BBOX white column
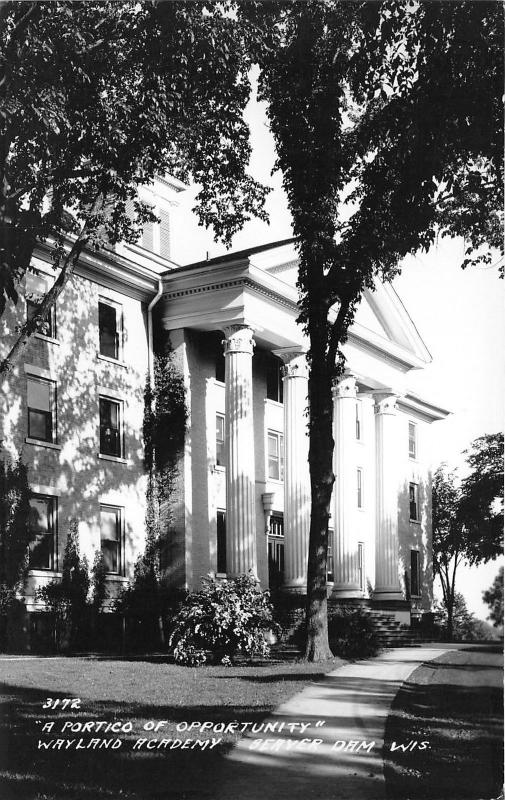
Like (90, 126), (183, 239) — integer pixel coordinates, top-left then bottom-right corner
(274, 347), (310, 592)
(223, 325), (257, 576)
(332, 374), (362, 597)
(373, 392), (403, 599)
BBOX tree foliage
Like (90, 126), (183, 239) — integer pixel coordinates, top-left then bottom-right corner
(0, 458), (31, 612)
(0, 0), (269, 369)
(433, 433), (503, 640)
(241, 0), (503, 659)
(483, 567), (504, 629)
(459, 433), (504, 564)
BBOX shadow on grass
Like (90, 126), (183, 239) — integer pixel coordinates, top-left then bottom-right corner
(384, 657), (503, 800)
(0, 681), (278, 800)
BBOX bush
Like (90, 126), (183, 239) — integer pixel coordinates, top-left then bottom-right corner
(328, 605), (380, 659)
(169, 573), (280, 666)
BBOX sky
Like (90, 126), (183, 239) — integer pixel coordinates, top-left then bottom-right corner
(173, 75), (504, 621)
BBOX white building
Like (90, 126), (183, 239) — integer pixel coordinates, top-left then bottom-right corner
(0, 178), (448, 648)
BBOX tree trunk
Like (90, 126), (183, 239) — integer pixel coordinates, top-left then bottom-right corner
(304, 327), (335, 661)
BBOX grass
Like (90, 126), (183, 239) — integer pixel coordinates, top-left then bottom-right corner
(0, 653), (341, 800)
(383, 646), (504, 800)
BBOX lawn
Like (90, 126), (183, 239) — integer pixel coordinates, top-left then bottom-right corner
(383, 646), (504, 800)
(0, 654), (341, 800)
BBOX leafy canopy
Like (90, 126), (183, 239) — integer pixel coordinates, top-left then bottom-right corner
(0, 0), (269, 315)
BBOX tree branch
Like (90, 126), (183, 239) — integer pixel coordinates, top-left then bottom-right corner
(326, 298), (351, 373)
(0, 193), (105, 374)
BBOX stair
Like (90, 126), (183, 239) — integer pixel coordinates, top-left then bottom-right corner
(362, 609), (426, 648)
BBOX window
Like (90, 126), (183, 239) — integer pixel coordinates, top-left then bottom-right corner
(27, 298), (56, 339)
(268, 514), (284, 589)
(217, 510), (226, 574)
(408, 421), (417, 460)
(98, 300), (121, 360)
(267, 431), (284, 481)
(266, 356), (283, 403)
(355, 401), (362, 440)
(357, 468), (363, 508)
(215, 352), (225, 383)
(99, 397), (122, 457)
(216, 414), (225, 467)
(28, 496), (56, 570)
(27, 376), (56, 443)
(409, 482), (419, 521)
(358, 542), (364, 592)
(410, 550), (420, 596)
(100, 505), (122, 574)
(327, 529), (334, 582)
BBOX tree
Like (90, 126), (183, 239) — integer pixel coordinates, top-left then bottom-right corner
(242, 1), (503, 659)
(432, 466), (462, 641)
(0, 0), (268, 370)
(433, 434), (503, 639)
(483, 568), (504, 629)
(0, 459), (31, 620)
(459, 433), (504, 563)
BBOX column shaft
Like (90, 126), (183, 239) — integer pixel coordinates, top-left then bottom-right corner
(374, 393), (403, 599)
(332, 375), (362, 597)
(223, 325), (257, 576)
(274, 349), (310, 592)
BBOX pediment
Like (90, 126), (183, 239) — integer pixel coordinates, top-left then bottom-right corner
(257, 243), (431, 365)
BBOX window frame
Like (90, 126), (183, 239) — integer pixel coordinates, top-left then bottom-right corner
(409, 481), (420, 522)
(98, 297), (123, 362)
(410, 549), (421, 597)
(266, 356), (284, 404)
(27, 375), (57, 444)
(216, 509), (227, 575)
(267, 430), (285, 482)
(99, 395), (123, 458)
(357, 467), (363, 509)
(355, 400), (362, 441)
(408, 421), (417, 460)
(26, 297), (57, 340)
(215, 413), (226, 467)
(327, 527), (334, 583)
(358, 542), (365, 592)
(99, 504), (123, 575)
(28, 494), (57, 571)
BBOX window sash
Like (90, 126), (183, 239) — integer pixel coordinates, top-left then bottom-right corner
(217, 511), (227, 574)
(29, 496), (55, 570)
(408, 422), (417, 459)
(216, 414), (225, 466)
(357, 468), (363, 508)
(98, 301), (120, 359)
(267, 432), (284, 481)
(99, 397), (121, 457)
(355, 401), (362, 440)
(409, 483), (419, 521)
(27, 377), (55, 442)
(411, 550), (420, 596)
(100, 506), (122, 574)
(266, 357), (283, 403)
(27, 298), (56, 338)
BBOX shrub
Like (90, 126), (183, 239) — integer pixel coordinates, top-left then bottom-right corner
(37, 521), (90, 652)
(169, 573), (280, 666)
(328, 605), (380, 659)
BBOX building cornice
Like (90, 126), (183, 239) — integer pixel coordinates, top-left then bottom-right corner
(397, 392), (450, 423)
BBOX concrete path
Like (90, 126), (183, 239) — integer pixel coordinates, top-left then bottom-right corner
(218, 646), (448, 800)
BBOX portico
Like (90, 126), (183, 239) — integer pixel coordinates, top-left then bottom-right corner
(158, 239), (448, 621)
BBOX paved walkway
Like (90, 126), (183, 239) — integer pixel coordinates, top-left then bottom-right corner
(218, 646), (448, 800)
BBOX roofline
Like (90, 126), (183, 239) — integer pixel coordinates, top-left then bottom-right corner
(168, 237), (297, 275)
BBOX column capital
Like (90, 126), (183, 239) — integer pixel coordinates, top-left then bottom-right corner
(373, 391), (398, 415)
(273, 347), (308, 379)
(332, 373), (357, 399)
(222, 324), (255, 356)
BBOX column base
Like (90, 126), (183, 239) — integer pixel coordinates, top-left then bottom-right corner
(282, 581), (307, 594)
(331, 586), (364, 600)
(372, 588), (405, 602)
